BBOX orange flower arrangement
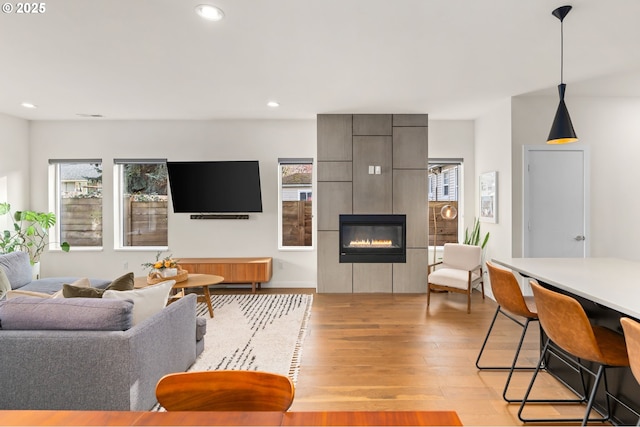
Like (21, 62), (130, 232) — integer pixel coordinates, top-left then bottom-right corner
(142, 252), (179, 273)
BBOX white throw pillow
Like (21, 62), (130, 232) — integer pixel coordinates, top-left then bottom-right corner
(0, 267), (11, 300)
(102, 279), (174, 325)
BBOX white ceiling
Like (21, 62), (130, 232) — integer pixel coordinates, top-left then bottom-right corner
(2, 0), (640, 121)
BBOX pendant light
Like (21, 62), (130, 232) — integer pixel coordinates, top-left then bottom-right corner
(547, 5), (578, 144)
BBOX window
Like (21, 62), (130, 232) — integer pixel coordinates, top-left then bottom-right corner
(49, 159), (103, 249)
(114, 159), (168, 249)
(443, 171), (450, 196)
(278, 158), (313, 249)
(427, 160), (462, 247)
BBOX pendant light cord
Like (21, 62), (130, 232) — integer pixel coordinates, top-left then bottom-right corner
(560, 19), (564, 84)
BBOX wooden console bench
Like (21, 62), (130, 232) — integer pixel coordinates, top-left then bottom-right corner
(177, 257), (273, 293)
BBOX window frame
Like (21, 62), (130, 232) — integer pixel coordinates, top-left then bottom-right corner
(278, 158), (314, 251)
(48, 159), (104, 252)
(113, 158), (169, 251)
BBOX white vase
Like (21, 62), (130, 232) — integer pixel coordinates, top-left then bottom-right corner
(162, 268), (177, 278)
(32, 261), (41, 280)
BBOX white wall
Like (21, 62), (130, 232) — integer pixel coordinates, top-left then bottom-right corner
(512, 95), (640, 261)
(28, 119), (318, 285)
(428, 120), (476, 234)
(0, 113), (30, 218)
(474, 100), (513, 298)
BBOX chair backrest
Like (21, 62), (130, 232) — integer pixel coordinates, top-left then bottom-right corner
(530, 281), (604, 363)
(156, 370), (295, 412)
(486, 261), (536, 318)
(620, 317), (640, 384)
(442, 243), (481, 271)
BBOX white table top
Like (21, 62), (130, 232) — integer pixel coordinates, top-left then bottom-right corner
(492, 257), (640, 320)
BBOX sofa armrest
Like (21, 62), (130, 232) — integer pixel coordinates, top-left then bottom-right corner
(0, 293), (198, 411)
(126, 293), (197, 410)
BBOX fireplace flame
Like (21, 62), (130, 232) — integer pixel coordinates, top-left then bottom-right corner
(348, 239), (393, 248)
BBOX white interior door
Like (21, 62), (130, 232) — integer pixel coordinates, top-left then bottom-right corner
(524, 146), (589, 258)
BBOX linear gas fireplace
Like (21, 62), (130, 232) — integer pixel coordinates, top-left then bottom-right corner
(339, 214), (406, 263)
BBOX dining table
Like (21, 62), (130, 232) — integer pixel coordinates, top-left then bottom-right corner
(0, 410), (463, 426)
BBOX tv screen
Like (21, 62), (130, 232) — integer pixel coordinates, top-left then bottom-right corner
(166, 161), (263, 213)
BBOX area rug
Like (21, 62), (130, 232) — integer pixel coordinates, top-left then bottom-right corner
(190, 293), (313, 384)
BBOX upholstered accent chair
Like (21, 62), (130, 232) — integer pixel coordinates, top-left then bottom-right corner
(427, 243), (484, 314)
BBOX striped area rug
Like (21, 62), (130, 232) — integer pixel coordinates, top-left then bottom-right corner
(190, 293), (313, 384)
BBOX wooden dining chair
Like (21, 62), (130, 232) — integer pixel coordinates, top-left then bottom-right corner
(155, 370), (295, 411)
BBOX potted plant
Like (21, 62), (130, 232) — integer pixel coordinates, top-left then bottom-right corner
(0, 203), (70, 271)
(463, 218), (490, 249)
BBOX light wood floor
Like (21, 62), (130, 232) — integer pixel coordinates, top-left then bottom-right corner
(259, 288), (590, 426)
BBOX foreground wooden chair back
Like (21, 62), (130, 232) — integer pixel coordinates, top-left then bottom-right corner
(156, 370), (295, 411)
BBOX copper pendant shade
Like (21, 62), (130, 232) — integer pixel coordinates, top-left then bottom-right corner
(547, 5), (578, 144)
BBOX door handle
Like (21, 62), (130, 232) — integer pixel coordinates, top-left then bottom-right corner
(574, 235), (586, 241)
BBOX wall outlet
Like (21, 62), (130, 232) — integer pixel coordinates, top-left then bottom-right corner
(123, 261), (128, 270)
(375, 165), (381, 175)
(368, 165), (375, 175)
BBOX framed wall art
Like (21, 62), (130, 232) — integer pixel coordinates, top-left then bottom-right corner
(479, 171), (497, 223)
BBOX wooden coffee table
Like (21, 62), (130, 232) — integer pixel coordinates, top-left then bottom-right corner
(134, 274), (224, 318)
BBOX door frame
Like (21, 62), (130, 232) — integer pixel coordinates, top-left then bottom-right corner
(522, 145), (590, 258)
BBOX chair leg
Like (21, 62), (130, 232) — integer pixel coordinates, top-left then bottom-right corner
(467, 288), (471, 314)
(518, 339), (610, 424)
(502, 318), (537, 403)
(480, 279), (485, 299)
(475, 306), (502, 369)
(426, 284), (431, 308)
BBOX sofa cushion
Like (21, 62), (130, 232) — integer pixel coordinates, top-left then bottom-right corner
(20, 277), (111, 294)
(0, 267), (11, 300)
(196, 316), (207, 341)
(102, 279), (174, 325)
(0, 297), (134, 331)
(0, 252), (32, 290)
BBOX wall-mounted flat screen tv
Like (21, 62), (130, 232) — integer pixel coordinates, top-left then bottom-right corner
(166, 161), (263, 213)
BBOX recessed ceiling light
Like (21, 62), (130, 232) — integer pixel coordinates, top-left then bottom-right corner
(267, 101), (280, 108)
(195, 4), (225, 21)
(21, 102), (37, 108)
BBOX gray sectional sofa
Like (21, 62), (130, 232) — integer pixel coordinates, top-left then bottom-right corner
(0, 251), (206, 411)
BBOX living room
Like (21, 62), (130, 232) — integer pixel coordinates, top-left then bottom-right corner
(2, 0), (640, 425)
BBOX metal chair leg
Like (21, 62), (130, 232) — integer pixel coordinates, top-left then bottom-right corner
(476, 306), (540, 402)
(518, 339), (613, 424)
